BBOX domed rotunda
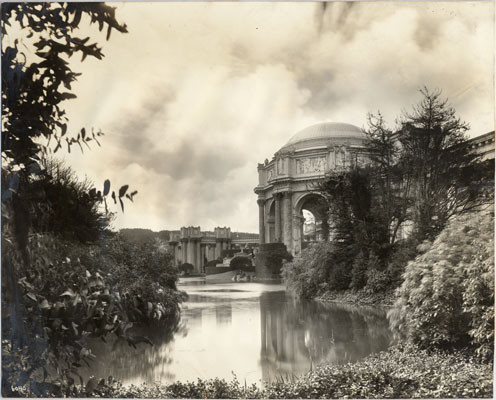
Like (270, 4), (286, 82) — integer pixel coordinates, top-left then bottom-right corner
(254, 121), (369, 256)
(282, 122), (365, 151)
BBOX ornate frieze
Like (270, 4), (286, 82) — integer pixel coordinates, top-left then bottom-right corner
(296, 156), (327, 174)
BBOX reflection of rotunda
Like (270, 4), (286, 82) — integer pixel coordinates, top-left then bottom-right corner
(254, 122), (370, 255)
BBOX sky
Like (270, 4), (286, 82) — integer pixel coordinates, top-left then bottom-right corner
(30, 1), (495, 233)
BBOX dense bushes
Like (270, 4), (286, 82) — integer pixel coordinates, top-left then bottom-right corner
(2, 233), (128, 396)
(220, 249), (237, 258)
(1, 230), (185, 396)
(283, 241), (403, 298)
(388, 211), (494, 360)
(26, 160), (111, 243)
(255, 243), (293, 277)
(229, 255), (253, 270)
(69, 345), (492, 398)
(178, 263), (194, 275)
(282, 243), (333, 298)
(86, 235), (185, 325)
(205, 258), (222, 267)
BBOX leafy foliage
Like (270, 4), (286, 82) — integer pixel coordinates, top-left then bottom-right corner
(282, 242), (333, 298)
(229, 255), (253, 270)
(256, 243), (293, 276)
(49, 346), (492, 398)
(2, 3), (127, 166)
(0, 5), (174, 396)
(99, 236), (186, 325)
(6, 159), (112, 243)
(1, 231), (185, 396)
(288, 88), (492, 301)
(388, 211), (494, 360)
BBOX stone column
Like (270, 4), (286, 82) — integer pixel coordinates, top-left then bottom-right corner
(188, 240), (194, 265)
(257, 199), (266, 244)
(201, 245), (206, 269)
(275, 194), (282, 242)
(216, 240), (221, 259)
(283, 192), (292, 252)
(196, 241), (202, 273)
(292, 214), (304, 256)
(181, 241), (187, 265)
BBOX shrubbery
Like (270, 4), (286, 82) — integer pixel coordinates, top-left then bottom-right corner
(178, 263), (194, 276)
(256, 243), (293, 277)
(205, 259), (221, 268)
(63, 345), (492, 398)
(102, 236), (186, 325)
(283, 242), (397, 298)
(282, 243), (332, 298)
(385, 238), (419, 287)
(388, 211), (494, 361)
(229, 255), (253, 270)
(220, 249), (237, 258)
(1, 230), (185, 396)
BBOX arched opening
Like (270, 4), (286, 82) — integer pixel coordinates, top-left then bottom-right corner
(295, 193), (329, 252)
(302, 210), (317, 243)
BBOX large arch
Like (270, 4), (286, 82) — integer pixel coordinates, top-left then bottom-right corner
(294, 192), (329, 252)
(254, 122), (369, 256)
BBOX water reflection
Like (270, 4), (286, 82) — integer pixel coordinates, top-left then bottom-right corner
(81, 282), (391, 386)
(80, 318), (182, 384)
(259, 291), (391, 382)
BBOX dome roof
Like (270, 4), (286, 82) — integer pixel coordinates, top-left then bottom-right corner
(282, 122), (364, 150)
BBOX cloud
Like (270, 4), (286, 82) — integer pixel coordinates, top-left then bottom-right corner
(54, 1), (493, 233)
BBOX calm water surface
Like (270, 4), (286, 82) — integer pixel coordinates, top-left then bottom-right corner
(82, 278), (392, 386)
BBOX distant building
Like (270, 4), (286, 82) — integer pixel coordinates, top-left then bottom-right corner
(168, 227), (259, 273)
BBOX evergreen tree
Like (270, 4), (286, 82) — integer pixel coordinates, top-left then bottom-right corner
(397, 87), (491, 241)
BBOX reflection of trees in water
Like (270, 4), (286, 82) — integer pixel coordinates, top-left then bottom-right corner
(259, 292), (392, 383)
(185, 294), (234, 326)
(79, 315), (183, 384)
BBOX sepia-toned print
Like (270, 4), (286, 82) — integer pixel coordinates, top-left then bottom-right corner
(1, 1), (494, 398)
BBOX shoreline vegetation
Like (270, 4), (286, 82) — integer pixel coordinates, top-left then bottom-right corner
(317, 288), (396, 307)
(63, 345), (492, 398)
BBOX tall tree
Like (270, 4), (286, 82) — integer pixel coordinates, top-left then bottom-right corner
(397, 87), (491, 241)
(1, 4), (134, 396)
(364, 112), (413, 245)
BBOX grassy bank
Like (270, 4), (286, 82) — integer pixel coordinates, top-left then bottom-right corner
(73, 345), (492, 399)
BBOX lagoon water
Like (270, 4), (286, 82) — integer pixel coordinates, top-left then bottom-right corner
(82, 278), (392, 386)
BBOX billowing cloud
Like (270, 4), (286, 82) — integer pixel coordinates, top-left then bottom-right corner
(56, 2), (493, 233)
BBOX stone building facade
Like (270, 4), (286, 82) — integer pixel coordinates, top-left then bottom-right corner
(168, 227), (259, 273)
(254, 122), (370, 256)
(465, 131), (495, 161)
